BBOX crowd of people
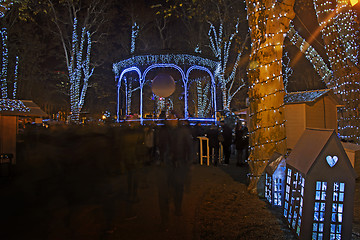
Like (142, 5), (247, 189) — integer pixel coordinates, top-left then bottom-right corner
(110, 116), (249, 230)
(12, 115), (249, 234)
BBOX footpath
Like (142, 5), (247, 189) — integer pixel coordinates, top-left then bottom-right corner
(0, 158), (301, 240)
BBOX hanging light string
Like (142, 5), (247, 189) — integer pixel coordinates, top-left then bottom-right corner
(113, 54), (219, 76)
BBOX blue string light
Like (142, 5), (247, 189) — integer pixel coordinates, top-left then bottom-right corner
(0, 0), (12, 18)
(131, 22), (139, 54)
(68, 17), (93, 122)
(0, 99), (30, 112)
(12, 55), (18, 99)
(1, 28), (8, 99)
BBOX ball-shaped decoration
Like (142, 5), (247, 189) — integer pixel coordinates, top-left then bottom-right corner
(151, 73), (176, 98)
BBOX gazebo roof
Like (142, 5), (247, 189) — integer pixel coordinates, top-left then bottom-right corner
(0, 99), (47, 117)
(113, 53), (219, 75)
(284, 89), (343, 105)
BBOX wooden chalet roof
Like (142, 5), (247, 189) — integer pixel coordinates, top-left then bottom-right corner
(265, 152), (285, 175)
(284, 89), (343, 105)
(286, 128), (356, 178)
(0, 99), (47, 117)
(286, 128), (335, 175)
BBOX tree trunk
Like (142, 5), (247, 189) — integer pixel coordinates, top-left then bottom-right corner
(246, 0), (295, 194)
(313, 0), (360, 143)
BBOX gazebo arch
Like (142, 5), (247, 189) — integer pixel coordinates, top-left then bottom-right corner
(142, 63), (187, 118)
(113, 53), (219, 122)
(186, 65), (217, 117)
(116, 66), (142, 118)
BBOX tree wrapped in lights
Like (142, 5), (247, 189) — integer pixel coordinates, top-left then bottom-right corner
(123, 76), (140, 115)
(282, 51), (292, 93)
(0, 0), (19, 100)
(313, 0), (360, 142)
(0, 27), (8, 98)
(130, 22), (139, 54)
(20, 0), (108, 123)
(190, 77), (211, 118)
(12, 55), (18, 98)
(286, 24), (333, 87)
(246, 0), (295, 194)
(68, 18), (93, 122)
(208, 20), (249, 110)
(159, 0), (248, 110)
(0, 0), (13, 18)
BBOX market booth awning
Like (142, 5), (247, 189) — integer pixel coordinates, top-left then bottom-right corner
(0, 99), (47, 117)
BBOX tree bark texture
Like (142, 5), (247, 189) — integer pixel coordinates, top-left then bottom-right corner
(246, 0), (295, 194)
(313, 0), (360, 143)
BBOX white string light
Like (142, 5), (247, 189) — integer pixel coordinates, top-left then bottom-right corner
(1, 28), (8, 99)
(245, 0), (294, 184)
(68, 17), (94, 123)
(0, 99), (30, 112)
(12, 55), (18, 99)
(313, 0), (360, 142)
(208, 19), (248, 110)
(282, 51), (292, 93)
(131, 22), (139, 54)
(113, 54), (219, 75)
(0, 0), (12, 18)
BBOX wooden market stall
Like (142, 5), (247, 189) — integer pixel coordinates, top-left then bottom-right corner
(284, 89), (343, 149)
(0, 99), (47, 165)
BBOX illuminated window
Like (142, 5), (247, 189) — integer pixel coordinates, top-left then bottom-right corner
(297, 176), (305, 235)
(288, 172), (303, 234)
(331, 182), (345, 240)
(284, 168), (292, 220)
(265, 173), (272, 204)
(287, 168), (292, 184)
(313, 181), (327, 240)
(274, 178), (282, 206)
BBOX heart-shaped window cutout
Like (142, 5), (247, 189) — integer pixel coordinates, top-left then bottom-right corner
(326, 155), (338, 167)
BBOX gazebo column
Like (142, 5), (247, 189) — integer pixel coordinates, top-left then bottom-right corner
(184, 79), (189, 119)
(124, 76), (129, 115)
(140, 77), (145, 123)
(116, 76), (121, 122)
(212, 81), (217, 122)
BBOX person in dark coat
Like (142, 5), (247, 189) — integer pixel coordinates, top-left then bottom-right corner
(156, 115), (194, 228)
(235, 123), (249, 166)
(221, 122), (233, 165)
(207, 123), (220, 166)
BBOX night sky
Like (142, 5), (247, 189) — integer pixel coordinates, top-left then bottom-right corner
(1, 0), (338, 118)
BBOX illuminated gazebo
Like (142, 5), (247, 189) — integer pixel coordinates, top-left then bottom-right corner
(112, 53), (220, 121)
